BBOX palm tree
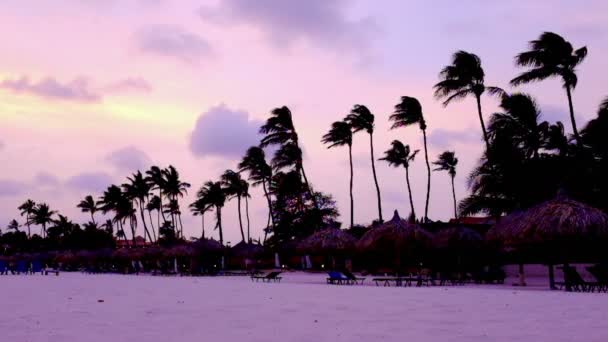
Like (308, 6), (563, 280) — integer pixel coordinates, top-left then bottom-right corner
(197, 181), (226, 245)
(433, 151), (459, 219)
(101, 219), (114, 235)
(380, 140), (419, 220)
(77, 195), (99, 224)
(241, 179), (252, 242)
(31, 203), (56, 238)
(99, 185), (129, 245)
(190, 196), (213, 239)
(322, 120), (354, 228)
(162, 165), (191, 237)
(7, 219), (20, 232)
(163, 199), (182, 237)
(434, 51), (503, 151)
(391, 97), (431, 222)
(346, 105), (383, 222)
(511, 32), (588, 145)
(260, 106), (316, 207)
(239, 146), (275, 233)
(18, 199), (36, 237)
(221, 170), (247, 242)
(123, 171), (154, 242)
(146, 195), (161, 240)
(145, 166), (167, 224)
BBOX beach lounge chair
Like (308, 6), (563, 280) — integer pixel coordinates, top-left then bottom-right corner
(586, 265), (608, 293)
(372, 276), (405, 287)
(555, 265), (598, 292)
(251, 271), (282, 283)
(327, 271), (351, 285)
(342, 270), (365, 285)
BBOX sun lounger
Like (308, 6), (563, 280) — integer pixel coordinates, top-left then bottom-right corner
(586, 265), (608, 293)
(372, 276), (406, 287)
(342, 270), (365, 285)
(251, 271), (282, 283)
(555, 265), (599, 292)
(327, 271), (352, 285)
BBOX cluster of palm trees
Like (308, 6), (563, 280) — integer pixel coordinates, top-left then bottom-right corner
(4, 31), (604, 249)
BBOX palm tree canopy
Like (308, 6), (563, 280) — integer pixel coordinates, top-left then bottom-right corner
(146, 195), (162, 211)
(271, 142), (303, 172)
(18, 199), (36, 217)
(99, 185), (124, 214)
(511, 32), (588, 89)
(32, 203), (56, 225)
(322, 120), (352, 148)
(77, 195), (98, 214)
(162, 165), (191, 198)
(197, 181), (226, 209)
(221, 169), (247, 199)
(123, 171), (151, 202)
(433, 151), (458, 177)
(259, 106), (297, 147)
(145, 166), (166, 191)
(391, 96), (426, 130)
(380, 140), (419, 169)
(434, 50), (487, 104)
(7, 219), (20, 231)
(345, 104), (375, 134)
(238, 146), (272, 186)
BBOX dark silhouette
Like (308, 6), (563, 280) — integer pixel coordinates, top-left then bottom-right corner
(391, 96), (431, 222)
(511, 32), (587, 145)
(239, 146), (275, 239)
(77, 195), (99, 225)
(380, 140), (419, 220)
(197, 181), (226, 245)
(18, 199), (36, 238)
(31, 203), (56, 238)
(346, 105), (383, 222)
(221, 170), (248, 242)
(322, 119), (354, 228)
(433, 151), (459, 219)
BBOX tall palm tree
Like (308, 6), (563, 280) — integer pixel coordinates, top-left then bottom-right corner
(511, 32), (588, 145)
(190, 196), (213, 239)
(99, 185), (129, 245)
(163, 199), (183, 237)
(18, 199), (36, 237)
(145, 166), (167, 224)
(346, 105), (383, 222)
(434, 51), (503, 151)
(123, 171), (154, 242)
(31, 203), (56, 238)
(241, 180), (252, 242)
(433, 151), (459, 219)
(146, 195), (161, 240)
(221, 170), (247, 242)
(77, 195), (99, 224)
(322, 119), (354, 228)
(391, 97), (431, 222)
(162, 165), (191, 237)
(380, 140), (419, 220)
(239, 146), (275, 233)
(197, 181), (226, 245)
(260, 106), (317, 207)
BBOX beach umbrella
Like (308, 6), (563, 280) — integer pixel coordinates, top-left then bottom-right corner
(230, 241), (264, 258)
(433, 226), (483, 250)
(298, 228), (357, 255)
(488, 196), (608, 288)
(357, 210), (433, 271)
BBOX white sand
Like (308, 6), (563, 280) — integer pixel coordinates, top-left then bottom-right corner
(1, 272), (607, 342)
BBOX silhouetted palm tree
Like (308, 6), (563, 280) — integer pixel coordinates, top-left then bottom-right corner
(346, 105), (383, 222)
(77, 195), (99, 224)
(102, 219), (114, 235)
(242, 180), (251, 242)
(7, 219), (20, 232)
(197, 181), (226, 245)
(511, 32), (588, 145)
(146, 195), (162, 239)
(380, 140), (419, 220)
(391, 96), (431, 222)
(239, 146), (275, 234)
(18, 199), (36, 237)
(322, 119), (354, 228)
(190, 196), (213, 239)
(162, 165), (191, 237)
(221, 169), (247, 242)
(433, 151), (459, 219)
(434, 51), (503, 151)
(123, 171), (154, 242)
(31, 203), (56, 238)
(163, 199), (182, 237)
(99, 185), (129, 245)
(146, 166), (167, 224)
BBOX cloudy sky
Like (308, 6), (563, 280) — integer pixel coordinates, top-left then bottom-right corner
(1, 0), (607, 244)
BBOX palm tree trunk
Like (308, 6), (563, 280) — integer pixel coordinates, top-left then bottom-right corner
(262, 179), (275, 229)
(201, 214), (205, 239)
(565, 85), (581, 145)
(348, 143), (354, 229)
(476, 94), (491, 152)
(237, 195), (245, 242)
(245, 195), (251, 242)
(139, 203), (153, 243)
(300, 164), (318, 211)
(451, 175), (458, 219)
(404, 166), (416, 220)
(178, 214), (184, 238)
(422, 128), (431, 222)
(148, 210), (157, 242)
(369, 132), (383, 222)
(129, 218), (136, 247)
(42, 223), (46, 238)
(217, 206), (224, 246)
(158, 189), (167, 223)
(91, 213), (96, 225)
(26, 215), (31, 238)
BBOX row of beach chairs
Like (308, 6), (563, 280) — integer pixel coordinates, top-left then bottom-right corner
(555, 265), (608, 293)
(0, 260), (59, 275)
(251, 271), (282, 282)
(327, 271), (366, 285)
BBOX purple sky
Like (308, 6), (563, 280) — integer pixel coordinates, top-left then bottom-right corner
(1, 0), (607, 244)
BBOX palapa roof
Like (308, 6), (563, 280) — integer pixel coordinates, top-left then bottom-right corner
(487, 197), (608, 246)
(297, 228), (357, 255)
(231, 241), (264, 257)
(432, 226), (483, 249)
(357, 210), (433, 253)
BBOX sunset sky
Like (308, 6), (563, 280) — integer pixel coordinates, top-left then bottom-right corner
(1, 0), (607, 244)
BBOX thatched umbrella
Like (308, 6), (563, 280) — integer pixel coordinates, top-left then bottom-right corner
(488, 196), (608, 288)
(230, 241), (264, 269)
(358, 210), (433, 271)
(191, 238), (223, 256)
(298, 228), (357, 269)
(433, 227), (483, 250)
